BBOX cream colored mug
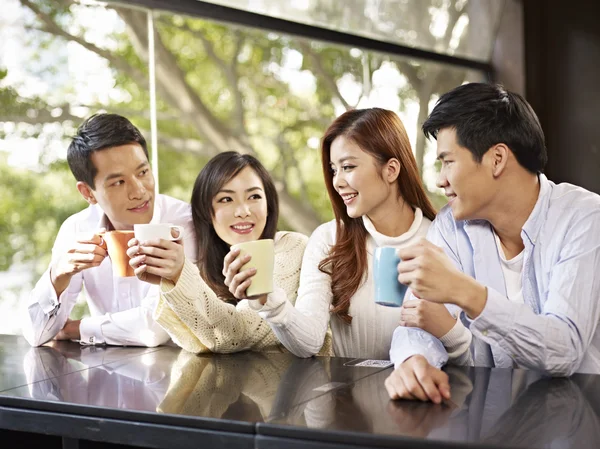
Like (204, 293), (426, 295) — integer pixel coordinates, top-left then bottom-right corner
(230, 239), (275, 297)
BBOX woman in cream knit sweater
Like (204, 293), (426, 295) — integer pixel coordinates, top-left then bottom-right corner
(127, 152), (331, 354)
(228, 108), (471, 361)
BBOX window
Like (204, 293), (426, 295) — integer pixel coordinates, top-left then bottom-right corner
(0, 0), (491, 333)
(196, 0), (503, 61)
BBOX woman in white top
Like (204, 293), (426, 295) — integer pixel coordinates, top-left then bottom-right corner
(127, 152), (332, 355)
(227, 108), (460, 360)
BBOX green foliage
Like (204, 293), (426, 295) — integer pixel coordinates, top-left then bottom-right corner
(0, 153), (85, 272)
(158, 148), (210, 202)
(0, 0), (475, 305)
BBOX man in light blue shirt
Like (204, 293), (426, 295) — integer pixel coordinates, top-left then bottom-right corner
(385, 83), (600, 404)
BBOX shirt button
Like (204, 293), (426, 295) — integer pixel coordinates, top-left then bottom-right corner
(482, 330), (489, 337)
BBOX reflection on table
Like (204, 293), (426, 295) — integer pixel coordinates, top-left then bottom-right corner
(159, 352), (389, 422)
(2, 335), (600, 449)
(266, 365), (600, 449)
(158, 350), (294, 420)
(21, 342), (177, 412)
(11, 340), (388, 423)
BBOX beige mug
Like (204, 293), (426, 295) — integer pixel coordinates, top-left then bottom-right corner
(230, 239), (275, 297)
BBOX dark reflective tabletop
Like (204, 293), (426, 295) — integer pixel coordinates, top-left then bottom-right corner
(0, 336), (387, 426)
(2, 335), (600, 448)
(0, 336), (161, 393)
(263, 365), (600, 448)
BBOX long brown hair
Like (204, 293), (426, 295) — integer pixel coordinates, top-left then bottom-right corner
(319, 108), (436, 323)
(191, 152), (279, 303)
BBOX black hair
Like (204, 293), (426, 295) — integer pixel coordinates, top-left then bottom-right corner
(422, 83), (547, 173)
(67, 113), (149, 189)
(191, 151), (279, 303)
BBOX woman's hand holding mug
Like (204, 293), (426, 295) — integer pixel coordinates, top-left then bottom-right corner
(222, 248), (267, 304)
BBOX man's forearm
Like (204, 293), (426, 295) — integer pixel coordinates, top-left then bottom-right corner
(50, 266), (73, 298)
(450, 274), (487, 319)
(55, 320), (82, 341)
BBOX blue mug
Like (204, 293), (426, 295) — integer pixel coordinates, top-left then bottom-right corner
(373, 247), (408, 307)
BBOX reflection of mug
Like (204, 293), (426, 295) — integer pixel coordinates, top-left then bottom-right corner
(230, 239), (274, 297)
(373, 247), (408, 307)
(102, 230), (135, 277)
(134, 223), (184, 242)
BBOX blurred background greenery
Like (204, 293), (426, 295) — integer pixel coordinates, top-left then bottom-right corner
(0, 0), (498, 333)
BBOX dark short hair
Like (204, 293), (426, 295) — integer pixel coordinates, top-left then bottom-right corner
(422, 83), (547, 174)
(191, 151), (279, 303)
(67, 113), (149, 189)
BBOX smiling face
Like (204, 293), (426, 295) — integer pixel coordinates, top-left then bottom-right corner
(211, 166), (268, 245)
(79, 143), (155, 230)
(329, 135), (394, 219)
(435, 128), (497, 221)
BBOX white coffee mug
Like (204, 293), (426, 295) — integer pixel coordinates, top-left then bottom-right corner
(230, 239), (275, 297)
(134, 223), (184, 242)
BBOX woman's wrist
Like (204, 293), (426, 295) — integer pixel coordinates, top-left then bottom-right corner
(435, 314), (458, 339)
(169, 262), (185, 285)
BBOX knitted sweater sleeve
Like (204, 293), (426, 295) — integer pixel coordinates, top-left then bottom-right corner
(154, 232), (307, 354)
(439, 311), (474, 366)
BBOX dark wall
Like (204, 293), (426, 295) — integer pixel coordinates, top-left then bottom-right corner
(524, 0), (600, 193)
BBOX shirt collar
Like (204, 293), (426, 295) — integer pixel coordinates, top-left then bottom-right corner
(94, 204), (111, 231)
(464, 173), (551, 247)
(521, 173), (551, 245)
(150, 195), (163, 224)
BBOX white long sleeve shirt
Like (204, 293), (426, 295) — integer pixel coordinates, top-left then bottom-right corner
(250, 208), (431, 360)
(22, 194), (197, 347)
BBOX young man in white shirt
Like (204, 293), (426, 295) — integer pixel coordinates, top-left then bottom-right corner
(23, 114), (197, 347)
